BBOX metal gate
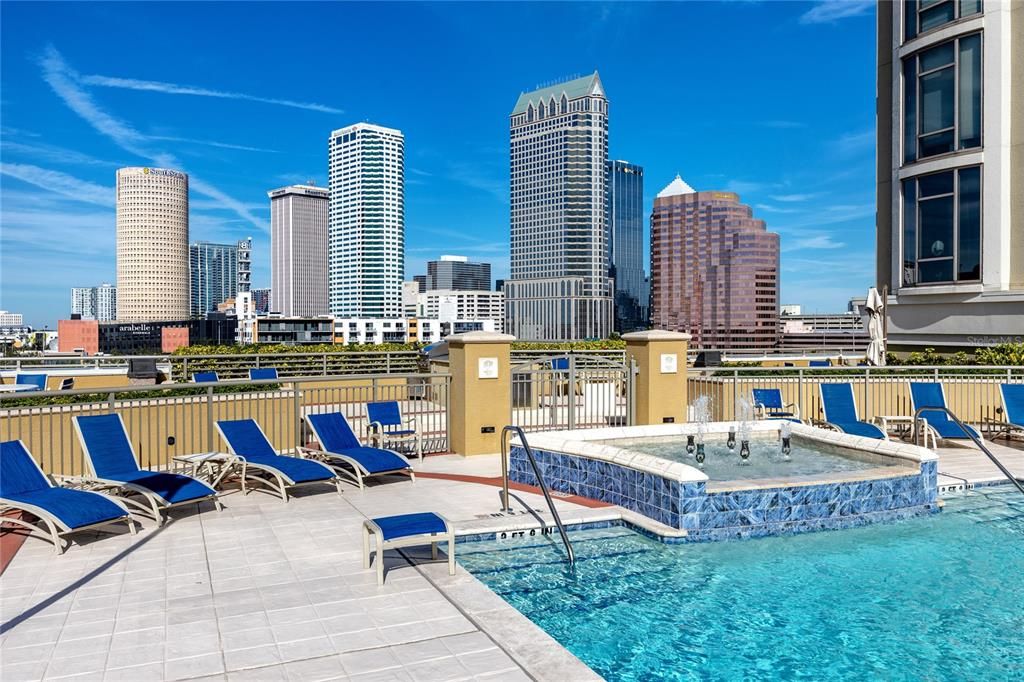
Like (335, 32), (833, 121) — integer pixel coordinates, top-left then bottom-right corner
(510, 353), (635, 432)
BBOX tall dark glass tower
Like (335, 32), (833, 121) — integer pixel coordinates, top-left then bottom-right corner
(607, 160), (646, 332)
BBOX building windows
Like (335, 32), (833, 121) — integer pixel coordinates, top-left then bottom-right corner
(904, 0), (982, 41)
(902, 165), (981, 286)
(903, 33), (981, 163)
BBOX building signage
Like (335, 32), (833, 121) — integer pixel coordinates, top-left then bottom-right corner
(142, 167), (185, 179)
(660, 353), (678, 374)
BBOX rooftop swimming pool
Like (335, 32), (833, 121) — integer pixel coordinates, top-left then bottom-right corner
(459, 486), (1024, 681)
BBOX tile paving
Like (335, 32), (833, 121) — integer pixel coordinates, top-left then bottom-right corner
(3, 440), (1020, 681)
(0, 456), (598, 682)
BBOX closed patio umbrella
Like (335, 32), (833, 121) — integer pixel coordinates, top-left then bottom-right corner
(864, 287), (886, 367)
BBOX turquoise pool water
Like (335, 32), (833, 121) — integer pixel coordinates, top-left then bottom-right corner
(459, 486), (1024, 681)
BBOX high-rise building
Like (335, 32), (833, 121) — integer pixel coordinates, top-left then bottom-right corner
(876, 1), (1023, 350)
(506, 72), (614, 341)
(116, 167), (189, 321)
(268, 184), (328, 317)
(71, 283), (117, 321)
(607, 160), (646, 332)
(424, 255), (491, 291)
(189, 240), (250, 317)
(412, 275), (427, 293)
(328, 123), (405, 319)
(650, 176), (779, 349)
(251, 288), (271, 314)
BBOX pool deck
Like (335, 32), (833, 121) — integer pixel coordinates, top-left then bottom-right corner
(0, 454), (609, 682)
(934, 438), (1024, 491)
(3, 439), (1021, 681)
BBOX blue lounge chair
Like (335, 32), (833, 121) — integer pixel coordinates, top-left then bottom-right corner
(809, 360), (831, 368)
(363, 512), (454, 585)
(216, 419), (340, 502)
(248, 367), (279, 380)
(819, 383), (887, 439)
(1, 440), (136, 554)
(751, 388), (802, 422)
(989, 384), (1024, 440)
(909, 382), (982, 446)
(192, 371), (219, 383)
(15, 374), (47, 391)
(366, 401), (422, 461)
(73, 414), (222, 525)
(305, 412), (414, 489)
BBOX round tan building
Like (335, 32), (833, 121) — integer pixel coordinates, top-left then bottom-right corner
(116, 167), (189, 321)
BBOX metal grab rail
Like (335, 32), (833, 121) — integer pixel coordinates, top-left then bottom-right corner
(914, 406), (1024, 496)
(500, 425), (576, 567)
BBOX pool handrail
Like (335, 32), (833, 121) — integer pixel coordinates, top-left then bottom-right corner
(501, 425), (576, 568)
(913, 405), (1024, 497)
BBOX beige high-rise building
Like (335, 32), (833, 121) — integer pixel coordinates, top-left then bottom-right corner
(116, 167), (189, 321)
(268, 184), (328, 316)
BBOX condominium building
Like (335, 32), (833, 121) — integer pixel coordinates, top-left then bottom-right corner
(116, 167), (189, 321)
(71, 283), (117, 321)
(415, 289), (505, 333)
(424, 255), (491, 291)
(650, 177), (780, 349)
(607, 160), (647, 332)
(189, 239), (251, 317)
(877, 1), (1023, 350)
(268, 184), (328, 317)
(252, 316), (334, 345)
(328, 123), (405, 319)
(506, 72), (614, 341)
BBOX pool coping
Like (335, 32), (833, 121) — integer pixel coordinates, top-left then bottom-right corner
(515, 421), (937, 488)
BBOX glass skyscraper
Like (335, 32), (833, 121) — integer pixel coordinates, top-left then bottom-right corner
(506, 72), (614, 341)
(189, 239), (251, 317)
(425, 255), (491, 291)
(607, 160), (646, 332)
(328, 123), (405, 319)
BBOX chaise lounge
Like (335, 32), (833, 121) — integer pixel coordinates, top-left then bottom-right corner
(1, 440), (136, 554)
(752, 388), (802, 422)
(908, 382), (983, 447)
(73, 414), (222, 525)
(304, 411), (414, 489)
(819, 383), (887, 439)
(216, 418), (341, 502)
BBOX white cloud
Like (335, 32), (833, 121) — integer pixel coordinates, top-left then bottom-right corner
(39, 45), (269, 233)
(833, 129), (875, 157)
(800, 0), (873, 25)
(80, 74), (343, 114)
(781, 233), (847, 252)
(755, 203), (802, 214)
(770, 193), (819, 202)
(1, 140), (116, 167)
(0, 163), (113, 206)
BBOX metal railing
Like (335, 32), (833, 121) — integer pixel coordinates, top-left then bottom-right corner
(0, 372), (451, 477)
(912, 405), (1024, 496)
(501, 425), (575, 567)
(687, 365), (1024, 431)
(511, 354), (634, 432)
(0, 351), (425, 382)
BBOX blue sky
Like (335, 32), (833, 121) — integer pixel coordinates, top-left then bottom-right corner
(0, 0), (877, 328)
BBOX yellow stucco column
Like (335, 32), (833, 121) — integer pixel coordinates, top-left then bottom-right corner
(447, 331), (515, 455)
(623, 330), (691, 425)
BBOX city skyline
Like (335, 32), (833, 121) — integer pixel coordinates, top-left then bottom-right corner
(1, 1), (877, 327)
